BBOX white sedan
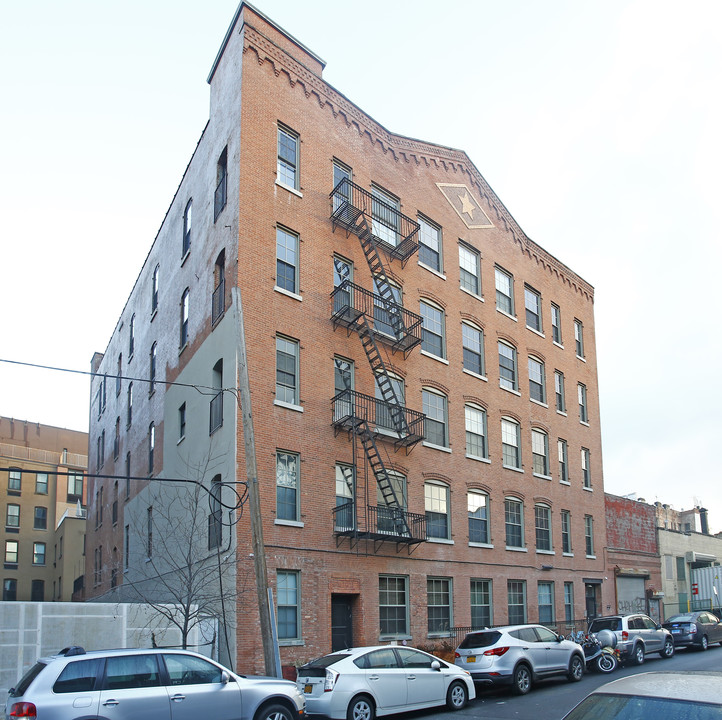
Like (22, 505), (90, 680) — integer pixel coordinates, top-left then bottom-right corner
(296, 645), (474, 720)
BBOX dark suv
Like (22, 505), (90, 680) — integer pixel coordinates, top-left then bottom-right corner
(588, 614), (674, 665)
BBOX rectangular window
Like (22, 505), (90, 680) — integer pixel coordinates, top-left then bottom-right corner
(68, 472), (83, 500)
(276, 226), (299, 294)
(125, 453), (131, 499)
(578, 383), (588, 423)
(33, 542), (46, 565)
(277, 125), (299, 189)
(425, 482), (449, 540)
(501, 418), (521, 469)
(3, 579), (17, 601)
(468, 492), (489, 544)
(465, 405), (487, 459)
(276, 451), (299, 522)
(528, 356), (546, 403)
(335, 463), (355, 531)
(462, 323), (484, 376)
(418, 216), (442, 272)
(524, 286), (542, 331)
(558, 439), (569, 483)
(555, 371), (566, 412)
(6, 504), (20, 528)
(33, 507), (47, 530)
(332, 160), (352, 212)
(508, 580), (527, 624)
(561, 510), (572, 554)
(179, 403), (186, 441)
(564, 582), (574, 623)
(182, 200), (192, 256)
(5, 540), (19, 564)
(127, 382), (133, 427)
(505, 498), (523, 548)
(535, 504), (552, 551)
(495, 266), (514, 315)
(551, 304), (562, 344)
(147, 506), (153, 558)
(148, 423), (155, 475)
(459, 243), (481, 295)
(180, 289), (189, 348)
(582, 448), (591, 488)
(35, 472), (48, 494)
(584, 515), (594, 557)
(31, 579), (44, 602)
(214, 146), (227, 220)
(9, 468), (21, 492)
(375, 373), (404, 432)
(149, 343), (157, 395)
(276, 335), (299, 406)
(498, 341), (518, 391)
(531, 430), (549, 476)
(574, 319), (585, 358)
(471, 579), (492, 628)
(423, 389), (448, 447)
(420, 301), (445, 358)
(116, 353), (122, 396)
(128, 315), (135, 359)
(124, 524), (130, 569)
(277, 570), (300, 640)
(371, 185), (400, 247)
(675, 556), (686, 581)
(538, 581), (555, 624)
(427, 577), (452, 634)
(379, 575), (408, 637)
(208, 477), (222, 550)
(151, 264), (159, 314)
(373, 277), (402, 338)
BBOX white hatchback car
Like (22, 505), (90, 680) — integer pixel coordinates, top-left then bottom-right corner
(296, 645), (474, 720)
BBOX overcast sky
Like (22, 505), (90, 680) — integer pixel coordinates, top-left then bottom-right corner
(1, 0), (720, 532)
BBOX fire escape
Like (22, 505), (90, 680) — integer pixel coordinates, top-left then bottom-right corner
(329, 178), (427, 551)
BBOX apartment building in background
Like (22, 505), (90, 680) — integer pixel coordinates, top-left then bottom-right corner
(85, 2), (608, 672)
(1, 417), (87, 603)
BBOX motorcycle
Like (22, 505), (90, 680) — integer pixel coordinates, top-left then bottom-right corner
(571, 629), (619, 673)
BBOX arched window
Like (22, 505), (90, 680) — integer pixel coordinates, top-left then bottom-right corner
(465, 404), (487, 459)
(535, 503), (552, 551)
(468, 491), (489, 545)
(425, 480), (450, 540)
(212, 250), (226, 323)
(423, 388), (448, 448)
(504, 497), (524, 549)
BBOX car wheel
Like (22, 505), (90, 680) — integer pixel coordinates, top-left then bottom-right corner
(446, 681), (468, 710)
(512, 664), (532, 695)
(347, 694), (375, 720)
(568, 654), (584, 682)
(632, 644), (645, 665)
(700, 635), (709, 651)
(255, 703), (294, 720)
(660, 637), (674, 659)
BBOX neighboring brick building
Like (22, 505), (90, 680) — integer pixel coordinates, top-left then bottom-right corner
(1, 417), (87, 602)
(604, 493), (663, 621)
(85, 3), (608, 672)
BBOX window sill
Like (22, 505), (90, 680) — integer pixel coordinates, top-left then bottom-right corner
(586, 554), (597, 560)
(557, 409), (567, 417)
(427, 537), (454, 545)
(275, 519), (304, 528)
(502, 464), (524, 474)
(526, 326), (545, 339)
(560, 479), (571, 486)
(420, 350), (449, 365)
(506, 546), (528, 553)
(418, 261), (446, 280)
(428, 631), (454, 639)
(275, 180), (303, 198)
(181, 249), (191, 267)
(466, 454), (490, 464)
(563, 552), (574, 557)
(530, 398), (548, 408)
(496, 308), (517, 322)
(422, 441), (451, 454)
(580, 420), (590, 427)
(379, 634), (413, 643)
(278, 639), (305, 647)
(274, 286), (302, 302)
(536, 549), (556, 556)
(469, 541), (493, 549)
(576, 355), (586, 363)
(500, 385), (521, 397)
(583, 486), (593, 492)
(533, 473), (553, 481)
(274, 399), (304, 413)
(462, 368), (488, 382)
(460, 286), (484, 302)
(553, 341), (564, 350)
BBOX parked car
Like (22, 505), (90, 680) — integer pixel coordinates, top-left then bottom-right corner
(662, 611), (722, 650)
(296, 645), (474, 720)
(561, 671), (722, 720)
(588, 613), (674, 665)
(2, 646), (304, 720)
(453, 624), (585, 695)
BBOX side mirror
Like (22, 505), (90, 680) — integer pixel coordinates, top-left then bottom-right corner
(656, 624), (662, 630)
(431, 660), (441, 671)
(221, 670), (230, 685)
(556, 634), (564, 643)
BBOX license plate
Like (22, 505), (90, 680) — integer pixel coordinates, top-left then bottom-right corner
(304, 684), (313, 694)
(672, 629), (680, 633)
(466, 656), (476, 663)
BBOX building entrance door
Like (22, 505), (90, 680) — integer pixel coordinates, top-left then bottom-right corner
(331, 595), (354, 651)
(585, 583), (598, 619)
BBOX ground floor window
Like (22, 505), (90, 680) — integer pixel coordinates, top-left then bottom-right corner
(427, 577), (452, 634)
(277, 570), (300, 641)
(379, 575), (408, 637)
(508, 580), (527, 624)
(471, 579), (492, 628)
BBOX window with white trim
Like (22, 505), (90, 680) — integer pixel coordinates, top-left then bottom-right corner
(180, 289), (189, 348)
(420, 300), (446, 359)
(495, 266), (514, 315)
(418, 216), (442, 272)
(371, 185), (400, 247)
(564, 581), (574, 622)
(561, 510), (572, 553)
(584, 515), (594, 556)
(528, 356), (546, 403)
(276, 451), (299, 522)
(538, 581), (555, 623)
(427, 577), (452, 634)
(501, 418), (521, 469)
(277, 570), (300, 640)
(524, 286), (542, 331)
(498, 341), (518, 391)
(465, 404), (488, 459)
(551, 303), (562, 344)
(182, 200), (192, 256)
(535, 504), (552, 551)
(558, 439), (569, 482)
(277, 125), (299, 189)
(276, 335), (299, 406)
(532, 429), (549, 476)
(574, 319), (585, 358)
(468, 491), (489, 544)
(554, 371), (565, 412)
(582, 447), (591, 489)
(379, 575), (409, 637)
(425, 481), (450, 540)
(578, 383), (588, 423)
(471, 579), (492, 627)
(462, 322), (484, 376)
(276, 226), (299, 294)
(423, 388), (448, 448)
(507, 580), (527, 624)
(459, 242), (480, 295)
(505, 497), (524, 548)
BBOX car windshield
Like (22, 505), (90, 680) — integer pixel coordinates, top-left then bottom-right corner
(564, 693), (722, 720)
(10, 662), (46, 698)
(666, 616), (694, 623)
(589, 618), (621, 632)
(301, 653), (351, 669)
(459, 631), (501, 649)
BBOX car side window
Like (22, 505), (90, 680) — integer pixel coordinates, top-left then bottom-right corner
(396, 648), (434, 668)
(628, 617), (644, 630)
(535, 627), (558, 643)
(104, 655), (161, 690)
(163, 654), (223, 686)
(364, 649), (399, 669)
(642, 617), (657, 630)
(53, 659), (102, 694)
(510, 628), (539, 643)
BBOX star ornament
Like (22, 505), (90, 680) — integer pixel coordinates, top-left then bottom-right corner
(436, 183), (493, 229)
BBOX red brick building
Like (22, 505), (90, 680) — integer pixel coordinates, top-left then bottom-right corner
(86, 3), (608, 672)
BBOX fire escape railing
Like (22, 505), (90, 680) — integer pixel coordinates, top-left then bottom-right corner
(333, 502), (427, 544)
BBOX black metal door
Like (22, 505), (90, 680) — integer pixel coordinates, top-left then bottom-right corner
(331, 595), (353, 651)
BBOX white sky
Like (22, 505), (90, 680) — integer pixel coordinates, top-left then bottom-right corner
(1, 0), (720, 531)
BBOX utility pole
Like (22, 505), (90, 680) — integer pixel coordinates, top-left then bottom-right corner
(233, 286), (276, 676)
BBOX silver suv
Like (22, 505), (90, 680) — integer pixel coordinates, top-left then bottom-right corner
(454, 624), (585, 695)
(3, 646), (305, 720)
(588, 614), (674, 665)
